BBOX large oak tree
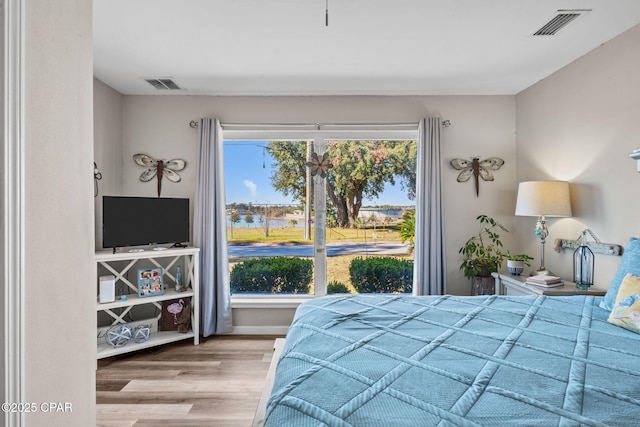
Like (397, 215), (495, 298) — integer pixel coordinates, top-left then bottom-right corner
(266, 140), (416, 228)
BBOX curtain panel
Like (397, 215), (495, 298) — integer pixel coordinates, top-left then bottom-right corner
(413, 118), (446, 295)
(193, 118), (233, 336)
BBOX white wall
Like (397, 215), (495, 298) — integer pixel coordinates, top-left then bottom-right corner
(24, 1), (95, 425)
(94, 77), (124, 250)
(120, 95), (517, 297)
(516, 24), (640, 286)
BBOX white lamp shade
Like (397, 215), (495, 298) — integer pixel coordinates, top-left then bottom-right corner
(515, 181), (572, 217)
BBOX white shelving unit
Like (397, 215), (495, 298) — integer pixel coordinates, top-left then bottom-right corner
(95, 247), (200, 359)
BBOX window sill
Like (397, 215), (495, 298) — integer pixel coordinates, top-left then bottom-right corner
(230, 295), (316, 309)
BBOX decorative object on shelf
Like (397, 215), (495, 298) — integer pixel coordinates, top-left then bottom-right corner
(515, 181), (572, 276)
(525, 275), (564, 288)
(132, 324), (151, 343)
(450, 157), (504, 197)
(574, 230), (595, 290)
(629, 148), (640, 171)
(166, 299), (184, 320)
(94, 162), (102, 197)
(137, 267), (164, 298)
(162, 298), (192, 333)
(133, 153), (186, 197)
(306, 151), (333, 178)
(506, 254), (533, 276)
(507, 260), (524, 275)
(553, 229), (622, 256)
(175, 265), (183, 292)
(105, 324), (133, 347)
(176, 298), (192, 333)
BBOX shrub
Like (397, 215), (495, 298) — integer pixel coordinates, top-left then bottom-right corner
(398, 209), (415, 252)
(230, 257), (313, 294)
(349, 257), (413, 293)
(327, 281), (351, 294)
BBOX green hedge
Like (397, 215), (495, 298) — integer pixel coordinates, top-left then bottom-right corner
(230, 257), (313, 294)
(327, 281), (351, 294)
(349, 257), (413, 294)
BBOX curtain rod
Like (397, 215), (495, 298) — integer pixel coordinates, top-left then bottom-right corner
(188, 120), (452, 129)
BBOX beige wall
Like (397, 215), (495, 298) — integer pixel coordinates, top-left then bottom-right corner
(24, 1), (96, 425)
(515, 23), (640, 286)
(119, 95), (517, 298)
(94, 77), (124, 250)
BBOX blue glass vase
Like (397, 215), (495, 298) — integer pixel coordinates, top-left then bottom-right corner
(573, 231), (594, 290)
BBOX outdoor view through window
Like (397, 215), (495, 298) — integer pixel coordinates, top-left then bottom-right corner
(224, 138), (417, 295)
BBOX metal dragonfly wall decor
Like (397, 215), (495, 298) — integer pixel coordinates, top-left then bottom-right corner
(133, 153), (186, 197)
(450, 157), (504, 197)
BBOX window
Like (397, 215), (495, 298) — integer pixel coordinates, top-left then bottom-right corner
(224, 130), (417, 296)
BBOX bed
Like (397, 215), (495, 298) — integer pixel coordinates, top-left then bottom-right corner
(258, 294), (640, 426)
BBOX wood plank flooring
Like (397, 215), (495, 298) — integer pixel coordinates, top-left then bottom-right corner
(96, 335), (282, 427)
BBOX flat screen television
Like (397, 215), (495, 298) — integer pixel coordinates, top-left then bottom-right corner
(103, 196), (190, 250)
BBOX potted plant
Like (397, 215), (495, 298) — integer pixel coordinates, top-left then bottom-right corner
(505, 253), (534, 276)
(459, 215), (509, 295)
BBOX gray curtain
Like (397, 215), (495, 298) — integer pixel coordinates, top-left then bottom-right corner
(413, 118), (446, 295)
(193, 118), (233, 336)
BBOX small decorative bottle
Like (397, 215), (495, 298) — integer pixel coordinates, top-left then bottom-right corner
(573, 230), (594, 290)
(175, 266), (183, 292)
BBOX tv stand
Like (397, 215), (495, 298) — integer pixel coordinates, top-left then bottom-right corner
(95, 247), (200, 359)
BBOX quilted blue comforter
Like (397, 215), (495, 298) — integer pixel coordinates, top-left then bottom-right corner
(265, 295), (640, 426)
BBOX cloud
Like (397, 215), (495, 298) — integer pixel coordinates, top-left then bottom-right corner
(243, 179), (258, 197)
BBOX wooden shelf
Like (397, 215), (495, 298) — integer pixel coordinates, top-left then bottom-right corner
(95, 247), (200, 359)
(96, 288), (194, 311)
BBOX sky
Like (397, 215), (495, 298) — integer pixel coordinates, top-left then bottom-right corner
(223, 140), (414, 206)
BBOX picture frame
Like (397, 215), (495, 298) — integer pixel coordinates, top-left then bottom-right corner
(137, 267), (164, 298)
(159, 297), (192, 332)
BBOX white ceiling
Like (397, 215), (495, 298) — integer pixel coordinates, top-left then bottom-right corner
(93, 0), (640, 96)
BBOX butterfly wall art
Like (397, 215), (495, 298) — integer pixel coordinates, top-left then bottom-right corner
(133, 153), (186, 197)
(450, 157), (504, 197)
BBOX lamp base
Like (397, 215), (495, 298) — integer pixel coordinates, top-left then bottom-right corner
(529, 269), (554, 276)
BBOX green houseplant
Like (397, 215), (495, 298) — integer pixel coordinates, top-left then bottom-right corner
(505, 253), (534, 276)
(459, 215), (509, 279)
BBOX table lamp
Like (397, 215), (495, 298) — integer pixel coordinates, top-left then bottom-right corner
(515, 181), (572, 276)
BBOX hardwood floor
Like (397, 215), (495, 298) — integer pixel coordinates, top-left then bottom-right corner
(96, 335), (282, 427)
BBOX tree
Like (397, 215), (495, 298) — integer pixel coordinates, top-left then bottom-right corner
(244, 211), (254, 226)
(398, 209), (415, 252)
(230, 210), (241, 238)
(265, 141), (310, 205)
(267, 140), (416, 228)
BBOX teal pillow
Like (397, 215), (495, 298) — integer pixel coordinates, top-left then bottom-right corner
(601, 237), (640, 311)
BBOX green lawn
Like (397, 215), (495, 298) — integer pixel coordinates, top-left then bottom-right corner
(228, 224), (402, 244)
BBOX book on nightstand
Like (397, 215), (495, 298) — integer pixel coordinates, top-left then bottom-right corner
(525, 275), (564, 288)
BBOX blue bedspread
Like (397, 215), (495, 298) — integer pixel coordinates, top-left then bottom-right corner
(265, 295), (640, 426)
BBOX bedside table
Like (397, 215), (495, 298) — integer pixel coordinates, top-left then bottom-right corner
(491, 272), (607, 296)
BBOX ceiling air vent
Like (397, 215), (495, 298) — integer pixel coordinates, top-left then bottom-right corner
(143, 77), (183, 90)
(533, 9), (591, 36)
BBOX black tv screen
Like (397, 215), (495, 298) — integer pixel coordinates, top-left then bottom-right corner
(103, 196), (190, 249)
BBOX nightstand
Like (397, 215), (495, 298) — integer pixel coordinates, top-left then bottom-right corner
(492, 272), (607, 296)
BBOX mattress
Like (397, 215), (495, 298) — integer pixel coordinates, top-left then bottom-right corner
(264, 294), (640, 426)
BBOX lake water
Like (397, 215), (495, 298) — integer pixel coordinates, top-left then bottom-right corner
(226, 208), (407, 228)
(226, 216), (304, 228)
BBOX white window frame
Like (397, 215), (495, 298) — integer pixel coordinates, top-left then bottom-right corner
(224, 129), (418, 308)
